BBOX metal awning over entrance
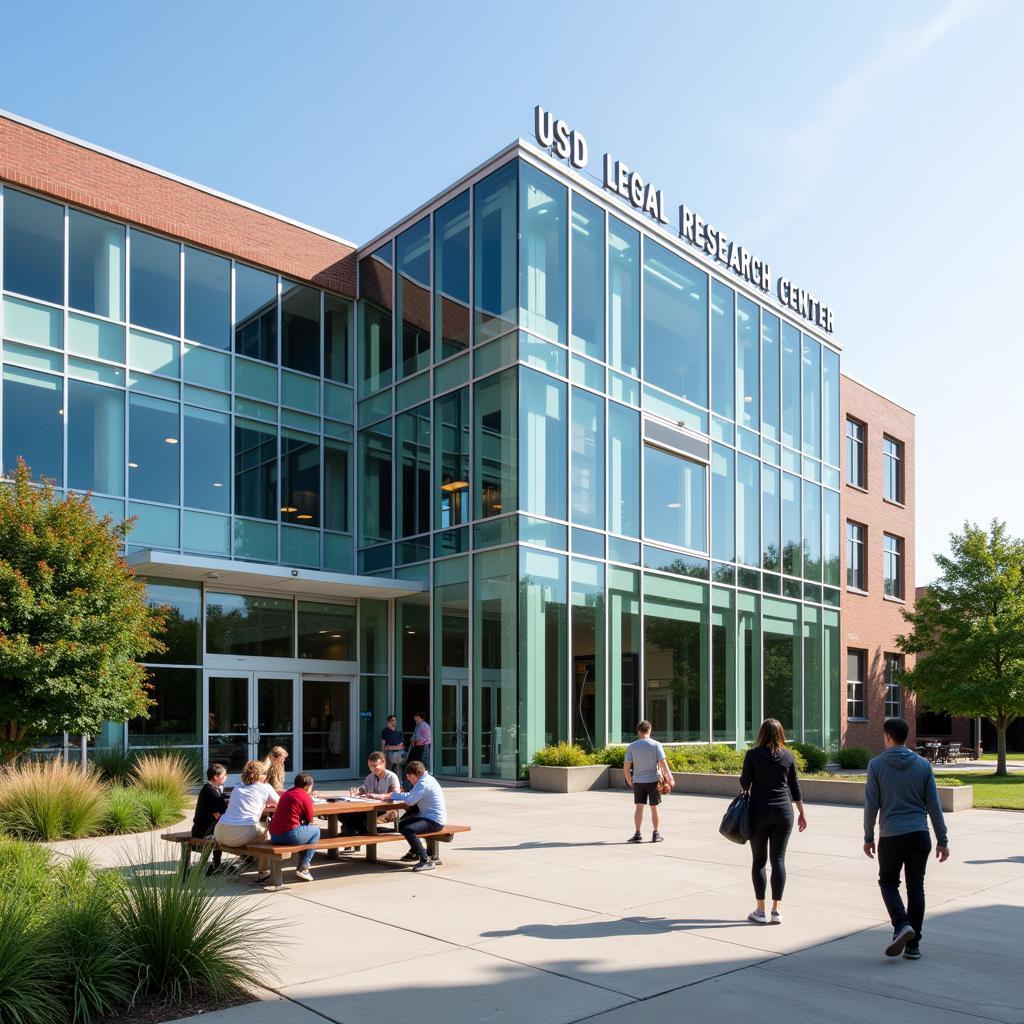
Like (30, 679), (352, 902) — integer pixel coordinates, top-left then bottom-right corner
(125, 550), (426, 601)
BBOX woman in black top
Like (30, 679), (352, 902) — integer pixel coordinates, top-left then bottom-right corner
(740, 719), (807, 924)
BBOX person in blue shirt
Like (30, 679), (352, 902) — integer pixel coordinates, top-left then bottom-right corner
(378, 761), (447, 872)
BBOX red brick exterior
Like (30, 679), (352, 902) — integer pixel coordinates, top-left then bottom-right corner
(0, 114), (356, 295)
(841, 375), (916, 753)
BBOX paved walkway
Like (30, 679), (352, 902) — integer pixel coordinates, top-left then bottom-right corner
(52, 786), (1024, 1023)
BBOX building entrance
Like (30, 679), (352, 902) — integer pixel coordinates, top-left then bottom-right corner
(439, 672), (470, 777)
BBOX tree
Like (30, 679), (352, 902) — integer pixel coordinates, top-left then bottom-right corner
(898, 521), (1024, 776)
(0, 460), (165, 762)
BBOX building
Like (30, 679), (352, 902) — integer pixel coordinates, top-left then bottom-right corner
(841, 374), (916, 752)
(1, 108), (853, 784)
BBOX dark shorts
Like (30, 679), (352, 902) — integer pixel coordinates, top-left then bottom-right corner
(633, 781), (662, 805)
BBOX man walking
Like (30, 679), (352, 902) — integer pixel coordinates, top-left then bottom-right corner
(864, 717), (949, 960)
(623, 720), (673, 843)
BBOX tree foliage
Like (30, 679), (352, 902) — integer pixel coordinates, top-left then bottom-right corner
(0, 460), (165, 761)
(898, 520), (1024, 775)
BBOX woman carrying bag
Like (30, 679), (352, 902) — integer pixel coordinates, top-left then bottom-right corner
(740, 718), (807, 925)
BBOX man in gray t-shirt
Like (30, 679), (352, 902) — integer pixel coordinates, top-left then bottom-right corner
(624, 721), (673, 843)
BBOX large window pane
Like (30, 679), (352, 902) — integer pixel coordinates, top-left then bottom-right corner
(434, 191), (470, 359)
(298, 601), (356, 660)
(762, 464), (781, 572)
(183, 407), (229, 512)
(571, 558), (605, 748)
(359, 243), (393, 396)
(608, 216), (639, 376)
(436, 388), (470, 529)
(128, 393), (179, 504)
(128, 668), (200, 745)
(473, 547), (518, 779)
(571, 387), (604, 529)
(143, 579), (201, 666)
(474, 369), (516, 519)
(736, 454), (759, 568)
(2, 367), (62, 484)
(643, 240), (708, 408)
(234, 418), (277, 520)
(711, 280), (735, 420)
(608, 402), (639, 538)
(884, 533), (903, 598)
(474, 161), (517, 343)
(782, 473), (801, 577)
(711, 443), (734, 562)
(804, 606), (822, 745)
(184, 247), (229, 349)
(609, 566), (640, 742)
(739, 592), (761, 743)
(802, 334), (821, 458)
(434, 567), (469, 777)
(3, 189), (63, 304)
(712, 587), (736, 743)
(324, 438), (350, 533)
(644, 573), (708, 742)
(69, 210), (125, 320)
(521, 548), (568, 750)
(396, 217), (431, 379)
(396, 595), (430, 744)
(130, 230), (180, 336)
(883, 436), (903, 503)
(644, 445), (707, 552)
(359, 422), (392, 546)
(519, 163), (566, 344)
(763, 597), (800, 733)
(234, 264), (278, 362)
(281, 429), (320, 527)
(281, 281), (320, 376)
(737, 297), (759, 429)
(803, 481), (822, 581)
(520, 367), (566, 520)
(823, 346), (840, 467)
(781, 321), (801, 449)
(324, 294), (352, 384)
(570, 193), (604, 359)
(761, 311), (780, 440)
(823, 488), (841, 586)
(397, 404), (430, 538)
(68, 379), (124, 495)
(206, 593), (293, 657)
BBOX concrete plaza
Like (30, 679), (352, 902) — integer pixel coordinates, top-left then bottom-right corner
(55, 785), (1024, 1024)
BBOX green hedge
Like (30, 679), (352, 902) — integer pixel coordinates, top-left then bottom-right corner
(531, 742), (817, 775)
(531, 743), (596, 767)
(835, 746), (872, 769)
(789, 742), (828, 772)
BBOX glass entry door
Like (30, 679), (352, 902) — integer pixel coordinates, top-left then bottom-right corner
(439, 672), (469, 777)
(206, 671), (296, 781)
(301, 676), (354, 779)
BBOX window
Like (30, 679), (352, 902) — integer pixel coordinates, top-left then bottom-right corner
(643, 445), (707, 553)
(571, 387), (604, 529)
(435, 389), (470, 529)
(281, 281), (321, 376)
(474, 162), (517, 343)
(883, 436), (903, 503)
(396, 217), (431, 379)
(2, 365), (63, 484)
(520, 164), (567, 344)
(847, 521), (866, 590)
(68, 379), (124, 496)
(847, 649), (866, 720)
(736, 297), (759, 429)
(802, 334), (821, 458)
(3, 189), (64, 304)
(883, 533), (903, 598)
(184, 247), (230, 349)
(69, 210), (125, 320)
(570, 193), (604, 359)
(358, 243), (393, 395)
(234, 264), (278, 362)
(885, 654), (903, 719)
(130, 230), (180, 336)
(434, 191), (470, 359)
(128, 394), (180, 504)
(846, 419), (865, 488)
(608, 216), (639, 376)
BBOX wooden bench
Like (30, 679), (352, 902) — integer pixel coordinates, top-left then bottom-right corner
(162, 825), (471, 887)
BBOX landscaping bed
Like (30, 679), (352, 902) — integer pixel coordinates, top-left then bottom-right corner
(936, 771), (1024, 810)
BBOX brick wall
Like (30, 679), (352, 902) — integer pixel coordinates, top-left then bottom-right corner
(841, 374), (917, 753)
(0, 114), (356, 295)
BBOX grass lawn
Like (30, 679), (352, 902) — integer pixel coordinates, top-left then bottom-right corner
(979, 752), (1024, 761)
(935, 771), (1024, 810)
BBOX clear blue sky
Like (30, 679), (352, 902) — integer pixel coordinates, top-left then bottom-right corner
(2, 0), (1020, 584)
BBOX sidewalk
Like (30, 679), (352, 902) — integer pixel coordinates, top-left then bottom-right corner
(51, 785), (1024, 1024)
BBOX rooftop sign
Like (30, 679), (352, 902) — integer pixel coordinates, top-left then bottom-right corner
(534, 106), (834, 334)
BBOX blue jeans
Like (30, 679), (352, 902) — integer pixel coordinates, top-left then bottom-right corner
(270, 824), (320, 870)
(398, 813), (441, 861)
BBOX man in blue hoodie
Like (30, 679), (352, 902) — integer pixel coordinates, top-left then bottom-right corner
(864, 717), (949, 960)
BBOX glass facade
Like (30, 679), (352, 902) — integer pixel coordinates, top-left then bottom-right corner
(0, 149), (842, 778)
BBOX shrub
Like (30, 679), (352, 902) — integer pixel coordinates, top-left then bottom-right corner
(590, 745), (627, 768)
(0, 889), (64, 1024)
(133, 786), (186, 829)
(115, 851), (268, 1004)
(130, 751), (198, 802)
(92, 746), (135, 784)
(102, 786), (150, 835)
(789, 742), (828, 772)
(0, 759), (108, 841)
(0, 836), (51, 902)
(836, 746), (872, 769)
(531, 743), (596, 767)
(665, 745), (745, 774)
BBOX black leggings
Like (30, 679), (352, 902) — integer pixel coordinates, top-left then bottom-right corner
(749, 805), (794, 901)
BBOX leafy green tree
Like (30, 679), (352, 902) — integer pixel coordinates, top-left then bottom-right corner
(898, 521), (1024, 776)
(0, 460), (164, 762)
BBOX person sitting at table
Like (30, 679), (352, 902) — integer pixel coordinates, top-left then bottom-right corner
(214, 760), (279, 884)
(268, 772), (320, 882)
(377, 760), (446, 872)
(341, 751), (401, 838)
(262, 745), (289, 792)
(191, 762), (230, 875)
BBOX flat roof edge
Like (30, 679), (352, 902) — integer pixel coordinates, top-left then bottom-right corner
(841, 371), (916, 416)
(0, 108), (357, 249)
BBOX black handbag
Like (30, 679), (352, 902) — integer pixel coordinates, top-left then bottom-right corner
(719, 791), (751, 845)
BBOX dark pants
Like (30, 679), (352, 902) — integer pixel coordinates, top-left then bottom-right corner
(341, 812), (369, 836)
(191, 826), (222, 869)
(878, 830), (931, 941)
(749, 805), (794, 901)
(399, 813), (441, 861)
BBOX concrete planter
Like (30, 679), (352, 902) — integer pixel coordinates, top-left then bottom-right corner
(529, 764), (610, 793)
(607, 768), (973, 811)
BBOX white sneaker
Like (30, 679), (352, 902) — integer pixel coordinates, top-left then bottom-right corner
(295, 869), (313, 882)
(747, 909), (768, 924)
(770, 910), (782, 925)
